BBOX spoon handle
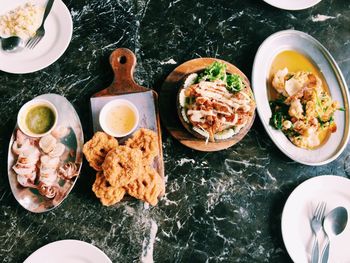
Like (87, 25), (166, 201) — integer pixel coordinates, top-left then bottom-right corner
(320, 239), (330, 263)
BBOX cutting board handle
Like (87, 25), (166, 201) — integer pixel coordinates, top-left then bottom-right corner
(109, 48), (147, 94)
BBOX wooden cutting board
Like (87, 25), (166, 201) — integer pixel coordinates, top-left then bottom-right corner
(93, 48), (149, 96)
(90, 48), (164, 178)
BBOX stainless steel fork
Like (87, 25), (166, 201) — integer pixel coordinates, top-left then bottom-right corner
(310, 202), (326, 263)
(26, 0), (55, 49)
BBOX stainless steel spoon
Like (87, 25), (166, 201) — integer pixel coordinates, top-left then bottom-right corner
(0, 36), (24, 52)
(321, 206), (348, 263)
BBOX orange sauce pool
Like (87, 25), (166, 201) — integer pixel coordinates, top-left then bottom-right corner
(268, 50), (331, 149)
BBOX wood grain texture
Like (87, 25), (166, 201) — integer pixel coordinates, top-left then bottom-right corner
(93, 48), (147, 97)
(91, 48), (164, 179)
(159, 57), (256, 152)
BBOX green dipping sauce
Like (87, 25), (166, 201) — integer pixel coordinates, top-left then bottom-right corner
(25, 105), (55, 134)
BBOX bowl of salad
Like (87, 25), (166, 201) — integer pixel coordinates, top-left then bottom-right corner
(177, 61), (256, 143)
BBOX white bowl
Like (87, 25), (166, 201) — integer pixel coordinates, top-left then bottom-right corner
(99, 99), (139, 138)
(17, 99), (58, 138)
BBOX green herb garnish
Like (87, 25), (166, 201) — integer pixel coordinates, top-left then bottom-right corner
(197, 61), (244, 92)
(227, 74), (244, 92)
(317, 116), (325, 128)
(269, 96), (289, 130)
(200, 61), (226, 82)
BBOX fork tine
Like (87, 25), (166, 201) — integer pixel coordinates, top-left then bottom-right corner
(25, 38), (35, 48)
(28, 37), (39, 49)
(30, 37), (42, 49)
(28, 38), (37, 49)
(314, 202), (321, 217)
(320, 202), (326, 220)
(26, 38), (36, 49)
(317, 202), (326, 220)
(28, 36), (39, 49)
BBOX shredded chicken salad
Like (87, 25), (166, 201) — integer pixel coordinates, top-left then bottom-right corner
(178, 61), (255, 142)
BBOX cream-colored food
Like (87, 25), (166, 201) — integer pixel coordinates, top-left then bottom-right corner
(11, 128), (77, 199)
(0, 2), (43, 39)
(106, 105), (137, 135)
(271, 67), (339, 149)
(180, 76), (254, 142)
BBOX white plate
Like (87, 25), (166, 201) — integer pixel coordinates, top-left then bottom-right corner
(251, 30), (350, 166)
(24, 240), (112, 263)
(281, 175), (350, 263)
(0, 0), (72, 74)
(263, 0), (322, 10)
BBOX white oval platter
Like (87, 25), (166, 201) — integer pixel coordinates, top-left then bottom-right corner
(252, 30), (350, 166)
(7, 94), (84, 213)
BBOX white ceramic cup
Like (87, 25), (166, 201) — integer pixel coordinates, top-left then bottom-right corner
(99, 99), (139, 137)
(17, 99), (58, 138)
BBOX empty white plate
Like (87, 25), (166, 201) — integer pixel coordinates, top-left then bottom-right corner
(0, 0), (73, 74)
(263, 0), (322, 10)
(281, 175), (350, 263)
(23, 240), (112, 263)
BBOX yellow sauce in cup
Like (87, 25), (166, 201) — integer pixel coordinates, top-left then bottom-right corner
(99, 99), (139, 137)
(106, 105), (137, 135)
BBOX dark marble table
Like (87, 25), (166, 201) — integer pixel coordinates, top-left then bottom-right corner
(1, 0), (350, 262)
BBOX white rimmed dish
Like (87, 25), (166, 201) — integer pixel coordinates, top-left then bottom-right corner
(17, 98), (58, 137)
(251, 30), (350, 166)
(281, 175), (350, 263)
(99, 99), (139, 138)
(8, 94), (84, 213)
(263, 0), (322, 10)
(23, 240), (112, 263)
(0, 0), (73, 74)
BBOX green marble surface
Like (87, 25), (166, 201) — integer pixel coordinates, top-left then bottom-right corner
(1, 0), (350, 262)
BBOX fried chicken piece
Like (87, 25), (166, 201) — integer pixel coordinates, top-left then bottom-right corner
(92, 171), (126, 206)
(102, 146), (142, 187)
(125, 128), (159, 165)
(125, 166), (164, 206)
(83, 132), (119, 171)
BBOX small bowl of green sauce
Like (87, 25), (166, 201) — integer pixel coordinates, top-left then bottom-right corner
(17, 99), (58, 138)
